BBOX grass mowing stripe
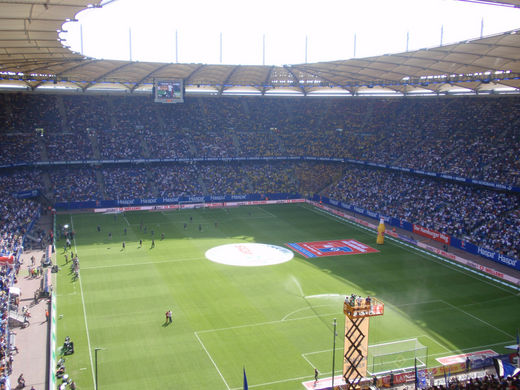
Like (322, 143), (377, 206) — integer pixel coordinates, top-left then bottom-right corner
(70, 215), (96, 388)
(194, 331), (231, 390)
(81, 256), (204, 270)
(55, 205), (520, 389)
(306, 204), (520, 293)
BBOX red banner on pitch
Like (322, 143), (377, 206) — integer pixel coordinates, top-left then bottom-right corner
(287, 239), (379, 258)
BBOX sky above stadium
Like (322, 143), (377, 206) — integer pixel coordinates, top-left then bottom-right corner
(61, 0), (520, 66)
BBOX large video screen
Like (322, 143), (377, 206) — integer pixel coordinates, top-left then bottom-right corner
(154, 79), (184, 103)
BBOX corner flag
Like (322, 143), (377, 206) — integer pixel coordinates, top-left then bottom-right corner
(414, 358), (418, 390)
(243, 367), (248, 390)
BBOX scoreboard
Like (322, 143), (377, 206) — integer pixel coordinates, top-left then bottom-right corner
(154, 79), (184, 103)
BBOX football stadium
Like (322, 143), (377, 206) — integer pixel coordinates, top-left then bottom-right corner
(1, 1), (520, 390)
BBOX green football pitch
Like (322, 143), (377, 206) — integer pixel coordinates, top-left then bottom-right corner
(54, 203), (520, 390)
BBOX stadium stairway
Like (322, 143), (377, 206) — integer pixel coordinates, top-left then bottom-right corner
(56, 96), (68, 132)
(94, 169), (107, 199)
(87, 129), (101, 160)
(231, 132), (241, 154)
(151, 104), (166, 130)
(35, 135), (48, 162)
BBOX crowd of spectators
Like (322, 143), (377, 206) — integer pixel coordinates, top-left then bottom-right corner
(0, 173), (41, 257)
(49, 168), (101, 202)
(102, 166), (155, 200)
(45, 132), (93, 162)
(430, 374), (520, 390)
(0, 134), (37, 164)
(0, 170), (42, 388)
(328, 166), (520, 259)
(1, 93), (519, 186)
(0, 92), (519, 260)
(152, 164), (202, 198)
(0, 266), (13, 390)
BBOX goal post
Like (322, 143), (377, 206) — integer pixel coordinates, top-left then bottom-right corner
(367, 338), (428, 376)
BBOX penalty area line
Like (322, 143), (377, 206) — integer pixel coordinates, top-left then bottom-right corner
(194, 331), (230, 390)
(230, 373), (317, 390)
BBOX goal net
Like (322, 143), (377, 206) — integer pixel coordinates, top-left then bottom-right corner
(367, 338), (427, 375)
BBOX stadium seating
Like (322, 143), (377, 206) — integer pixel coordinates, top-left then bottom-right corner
(0, 92), (519, 260)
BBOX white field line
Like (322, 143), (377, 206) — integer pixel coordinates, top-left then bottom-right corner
(307, 205), (520, 294)
(196, 312), (339, 335)
(230, 373), (318, 390)
(258, 206), (277, 218)
(198, 297), (465, 335)
(282, 304), (339, 321)
(368, 337), (422, 348)
(416, 334), (451, 351)
(300, 340), (510, 379)
(81, 256), (203, 270)
(197, 301), (512, 390)
(427, 340), (514, 359)
(301, 353), (315, 368)
(194, 331), (230, 390)
(396, 299), (444, 307)
(70, 216), (96, 388)
(440, 299), (514, 339)
(456, 294), (519, 308)
(371, 298), (514, 348)
(122, 215), (130, 226)
(303, 346), (343, 357)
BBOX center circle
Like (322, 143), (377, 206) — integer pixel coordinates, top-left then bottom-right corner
(205, 243), (294, 267)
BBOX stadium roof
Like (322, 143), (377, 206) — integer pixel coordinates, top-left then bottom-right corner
(1, 0), (520, 96)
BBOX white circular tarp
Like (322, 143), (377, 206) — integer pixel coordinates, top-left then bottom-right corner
(205, 243), (294, 267)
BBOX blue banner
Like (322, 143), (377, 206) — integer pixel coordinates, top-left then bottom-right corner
(54, 192), (301, 210)
(13, 189), (40, 199)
